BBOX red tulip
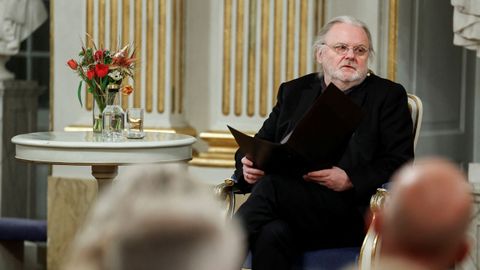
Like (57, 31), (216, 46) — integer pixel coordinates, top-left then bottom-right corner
(67, 59), (78, 70)
(95, 63), (109, 78)
(94, 50), (104, 61)
(87, 69), (95, 80)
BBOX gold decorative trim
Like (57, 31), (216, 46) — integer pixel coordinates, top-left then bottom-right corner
(146, 0), (154, 112)
(134, 0), (142, 108)
(158, 0), (166, 113)
(189, 157), (235, 168)
(64, 125), (196, 137)
(387, 0), (398, 81)
(234, 0), (245, 116)
(86, 0), (94, 110)
(299, 0), (307, 76)
(110, 0), (119, 50)
(259, 0), (269, 117)
(121, 0), (131, 110)
(99, 0), (106, 47)
(222, 0), (232, 115)
(171, 0), (178, 113)
(247, 0), (257, 117)
(178, 0), (185, 114)
(273, 0), (282, 104)
(286, 0), (295, 80)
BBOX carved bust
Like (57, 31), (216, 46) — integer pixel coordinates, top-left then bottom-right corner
(0, 0), (47, 80)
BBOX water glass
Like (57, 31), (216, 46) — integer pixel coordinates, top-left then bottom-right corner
(126, 108), (145, 139)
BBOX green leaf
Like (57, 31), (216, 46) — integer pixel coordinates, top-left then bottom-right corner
(77, 81), (83, 107)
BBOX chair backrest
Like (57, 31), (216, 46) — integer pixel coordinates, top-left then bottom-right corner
(407, 94), (423, 152)
(358, 93), (422, 270)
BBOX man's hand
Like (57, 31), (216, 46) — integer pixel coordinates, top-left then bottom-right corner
(303, 166), (353, 191)
(241, 156), (265, 184)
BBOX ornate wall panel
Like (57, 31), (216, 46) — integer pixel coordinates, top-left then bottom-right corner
(82, 0), (185, 125)
(221, 0), (323, 118)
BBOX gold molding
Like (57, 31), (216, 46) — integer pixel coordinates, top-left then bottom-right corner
(134, 0), (142, 108)
(234, 0), (245, 116)
(299, 0), (307, 76)
(158, 0), (166, 113)
(247, 0), (257, 117)
(86, 0), (94, 110)
(286, 0), (295, 80)
(273, 0), (282, 104)
(110, 0), (119, 50)
(222, 0), (232, 115)
(146, 0), (154, 112)
(99, 0), (106, 47)
(64, 125), (196, 137)
(387, 0), (398, 81)
(259, 0), (269, 117)
(121, 0), (131, 110)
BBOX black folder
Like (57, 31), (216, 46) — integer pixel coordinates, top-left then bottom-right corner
(228, 83), (364, 176)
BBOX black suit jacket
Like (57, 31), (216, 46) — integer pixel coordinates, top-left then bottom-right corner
(234, 72), (414, 205)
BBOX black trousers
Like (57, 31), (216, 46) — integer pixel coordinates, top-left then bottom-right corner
(235, 174), (365, 270)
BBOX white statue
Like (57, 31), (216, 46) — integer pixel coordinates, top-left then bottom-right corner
(0, 0), (48, 80)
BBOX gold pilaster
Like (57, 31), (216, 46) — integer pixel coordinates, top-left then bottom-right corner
(247, 0), (257, 117)
(86, 0), (94, 110)
(158, 0), (166, 113)
(299, 0), (307, 76)
(134, 0), (142, 108)
(146, 0), (154, 112)
(286, 0), (295, 80)
(222, 0), (232, 115)
(273, 0), (283, 104)
(387, 0), (398, 81)
(110, 0), (119, 50)
(121, 0), (130, 110)
(234, 0), (245, 116)
(259, 0), (269, 117)
(99, 0), (106, 47)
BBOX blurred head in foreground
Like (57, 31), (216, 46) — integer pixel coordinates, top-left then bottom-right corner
(65, 164), (244, 270)
(375, 157), (473, 270)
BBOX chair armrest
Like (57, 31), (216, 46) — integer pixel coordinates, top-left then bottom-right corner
(358, 188), (390, 270)
(214, 179), (236, 218)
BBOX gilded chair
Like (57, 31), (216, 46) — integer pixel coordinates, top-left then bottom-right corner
(215, 93), (423, 270)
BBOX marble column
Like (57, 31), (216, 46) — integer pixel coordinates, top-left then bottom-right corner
(0, 80), (40, 218)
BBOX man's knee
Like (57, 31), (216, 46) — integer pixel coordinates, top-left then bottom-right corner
(255, 219), (293, 247)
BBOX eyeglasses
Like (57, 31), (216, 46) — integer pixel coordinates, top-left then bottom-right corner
(322, 43), (369, 57)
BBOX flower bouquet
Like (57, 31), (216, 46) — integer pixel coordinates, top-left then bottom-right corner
(67, 40), (135, 132)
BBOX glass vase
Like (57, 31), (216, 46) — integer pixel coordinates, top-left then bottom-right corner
(92, 99), (103, 133)
(102, 86), (125, 140)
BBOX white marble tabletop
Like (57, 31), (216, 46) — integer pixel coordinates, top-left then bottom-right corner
(12, 131), (196, 165)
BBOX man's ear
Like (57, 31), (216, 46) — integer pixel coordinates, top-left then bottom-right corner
(315, 49), (323, 64)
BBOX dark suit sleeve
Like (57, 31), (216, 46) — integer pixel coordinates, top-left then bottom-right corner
(342, 85), (414, 203)
(232, 83), (286, 188)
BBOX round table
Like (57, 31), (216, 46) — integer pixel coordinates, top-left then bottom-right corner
(12, 131), (196, 189)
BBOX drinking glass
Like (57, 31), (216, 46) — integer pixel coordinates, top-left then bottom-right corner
(126, 108), (145, 139)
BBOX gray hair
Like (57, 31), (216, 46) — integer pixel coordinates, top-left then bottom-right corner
(65, 164), (245, 270)
(313, 15), (375, 58)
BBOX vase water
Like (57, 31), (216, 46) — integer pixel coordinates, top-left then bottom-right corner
(102, 84), (125, 141)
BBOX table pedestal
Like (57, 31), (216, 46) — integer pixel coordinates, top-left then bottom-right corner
(91, 165), (118, 190)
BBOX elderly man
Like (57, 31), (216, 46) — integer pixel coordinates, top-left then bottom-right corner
(374, 158), (473, 270)
(233, 15), (414, 269)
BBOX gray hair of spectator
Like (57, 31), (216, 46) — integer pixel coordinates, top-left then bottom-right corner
(313, 15), (375, 58)
(65, 164), (245, 270)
